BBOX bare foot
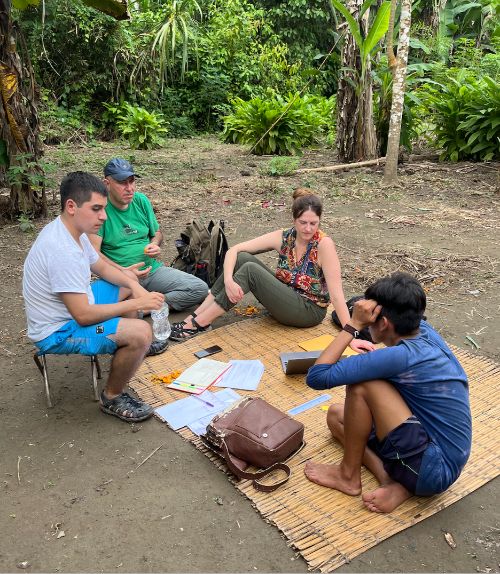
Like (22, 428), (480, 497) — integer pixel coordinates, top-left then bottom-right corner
(304, 461), (361, 495)
(362, 481), (412, 513)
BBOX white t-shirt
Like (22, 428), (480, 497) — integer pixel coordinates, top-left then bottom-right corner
(23, 216), (99, 342)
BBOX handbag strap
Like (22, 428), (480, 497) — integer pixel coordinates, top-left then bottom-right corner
(221, 438), (306, 493)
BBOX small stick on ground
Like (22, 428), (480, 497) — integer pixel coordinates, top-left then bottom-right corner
(17, 456), (21, 484)
(130, 443), (165, 473)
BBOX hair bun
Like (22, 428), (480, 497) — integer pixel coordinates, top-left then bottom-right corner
(293, 187), (315, 200)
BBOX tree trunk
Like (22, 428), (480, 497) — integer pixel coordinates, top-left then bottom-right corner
(383, 0), (412, 184)
(336, 0), (377, 162)
(430, 0), (447, 30)
(0, 0), (46, 218)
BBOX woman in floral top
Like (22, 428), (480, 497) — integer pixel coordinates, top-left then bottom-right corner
(171, 189), (374, 353)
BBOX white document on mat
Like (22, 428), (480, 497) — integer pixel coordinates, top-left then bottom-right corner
(155, 388), (241, 431)
(215, 359), (264, 391)
(167, 358), (231, 394)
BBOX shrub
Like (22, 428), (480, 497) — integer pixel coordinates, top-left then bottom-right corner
(105, 102), (169, 149)
(263, 156), (301, 176)
(423, 72), (500, 161)
(222, 93), (334, 155)
(40, 92), (95, 144)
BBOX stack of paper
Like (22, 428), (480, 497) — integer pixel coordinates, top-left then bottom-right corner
(155, 388), (241, 434)
(167, 358), (231, 394)
(216, 359), (265, 391)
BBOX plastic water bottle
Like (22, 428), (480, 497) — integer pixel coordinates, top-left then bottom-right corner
(151, 303), (171, 341)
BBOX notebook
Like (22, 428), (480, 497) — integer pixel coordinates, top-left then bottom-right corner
(167, 358), (232, 394)
(279, 351), (321, 375)
(298, 334), (358, 356)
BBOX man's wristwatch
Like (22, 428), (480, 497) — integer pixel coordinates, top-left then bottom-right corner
(342, 324), (360, 338)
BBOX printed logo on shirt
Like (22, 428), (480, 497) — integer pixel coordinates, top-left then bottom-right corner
(96, 325), (104, 334)
(123, 224), (138, 236)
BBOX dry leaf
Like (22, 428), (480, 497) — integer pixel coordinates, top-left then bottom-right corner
(151, 370), (183, 385)
(444, 531), (457, 548)
(233, 305), (260, 317)
(56, 530), (65, 539)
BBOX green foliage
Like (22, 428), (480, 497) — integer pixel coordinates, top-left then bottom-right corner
(16, 0), (499, 156)
(7, 154), (55, 191)
(422, 72), (500, 161)
(105, 103), (169, 149)
(330, 0), (391, 78)
(39, 91), (95, 144)
(252, 0), (339, 94)
(373, 59), (423, 153)
(12, 0), (39, 8)
(479, 52), (500, 81)
(19, 1), (125, 116)
(223, 93), (334, 155)
(151, 0), (202, 85)
(17, 213), (35, 233)
(263, 156), (301, 176)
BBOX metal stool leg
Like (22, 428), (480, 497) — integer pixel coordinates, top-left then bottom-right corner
(90, 355), (100, 401)
(94, 355), (102, 380)
(34, 354), (53, 408)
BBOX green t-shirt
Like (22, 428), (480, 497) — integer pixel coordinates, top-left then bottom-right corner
(97, 192), (162, 273)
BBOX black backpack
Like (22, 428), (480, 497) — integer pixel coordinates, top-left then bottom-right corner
(171, 219), (229, 287)
(331, 295), (374, 342)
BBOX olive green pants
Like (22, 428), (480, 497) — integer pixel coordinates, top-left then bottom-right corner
(212, 252), (326, 328)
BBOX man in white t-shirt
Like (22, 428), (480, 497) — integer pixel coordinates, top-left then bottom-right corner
(23, 171), (165, 422)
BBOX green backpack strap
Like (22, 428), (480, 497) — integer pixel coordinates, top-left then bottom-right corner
(207, 220), (229, 286)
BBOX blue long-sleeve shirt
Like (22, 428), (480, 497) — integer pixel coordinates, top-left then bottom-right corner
(307, 321), (472, 495)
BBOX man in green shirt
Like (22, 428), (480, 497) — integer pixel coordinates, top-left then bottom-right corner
(90, 159), (208, 343)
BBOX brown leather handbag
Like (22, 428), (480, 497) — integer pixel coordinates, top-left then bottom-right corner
(202, 397), (305, 492)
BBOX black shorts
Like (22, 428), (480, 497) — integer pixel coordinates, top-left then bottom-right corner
(367, 415), (430, 494)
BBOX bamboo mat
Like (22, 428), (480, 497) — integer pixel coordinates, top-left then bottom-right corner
(130, 315), (500, 572)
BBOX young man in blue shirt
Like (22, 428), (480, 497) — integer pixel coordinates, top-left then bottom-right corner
(305, 272), (471, 513)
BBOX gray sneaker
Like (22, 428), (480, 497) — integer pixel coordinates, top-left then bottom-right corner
(146, 339), (169, 356)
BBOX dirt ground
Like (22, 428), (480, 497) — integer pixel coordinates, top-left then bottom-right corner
(0, 138), (498, 573)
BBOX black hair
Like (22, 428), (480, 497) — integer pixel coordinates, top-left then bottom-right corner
(60, 171), (107, 211)
(364, 272), (426, 335)
(292, 188), (323, 219)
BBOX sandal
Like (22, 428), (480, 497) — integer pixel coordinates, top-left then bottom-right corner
(146, 339), (169, 356)
(171, 311), (200, 331)
(170, 316), (211, 342)
(100, 391), (154, 422)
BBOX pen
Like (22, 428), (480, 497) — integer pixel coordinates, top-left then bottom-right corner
(172, 381), (203, 390)
(193, 394), (215, 408)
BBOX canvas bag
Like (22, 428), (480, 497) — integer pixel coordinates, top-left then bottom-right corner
(202, 397), (305, 492)
(171, 219), (228, 287)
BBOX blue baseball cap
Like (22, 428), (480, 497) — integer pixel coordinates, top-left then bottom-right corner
(103, 158), (140, 181)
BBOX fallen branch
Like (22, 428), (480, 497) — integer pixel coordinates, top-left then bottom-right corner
(295, 157), (386, 174)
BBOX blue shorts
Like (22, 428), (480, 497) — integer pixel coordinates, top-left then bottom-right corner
(35, 280), (121, 356)
(367, 415), (430, 494)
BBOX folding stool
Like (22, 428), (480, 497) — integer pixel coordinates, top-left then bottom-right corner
(33, 353), (102, 408)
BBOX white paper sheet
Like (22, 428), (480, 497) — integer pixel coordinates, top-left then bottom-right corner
(155, 388), (241, 431)
(215, 360), (264, 391)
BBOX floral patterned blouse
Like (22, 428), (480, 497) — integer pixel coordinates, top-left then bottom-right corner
(275, 228), (330, 307)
